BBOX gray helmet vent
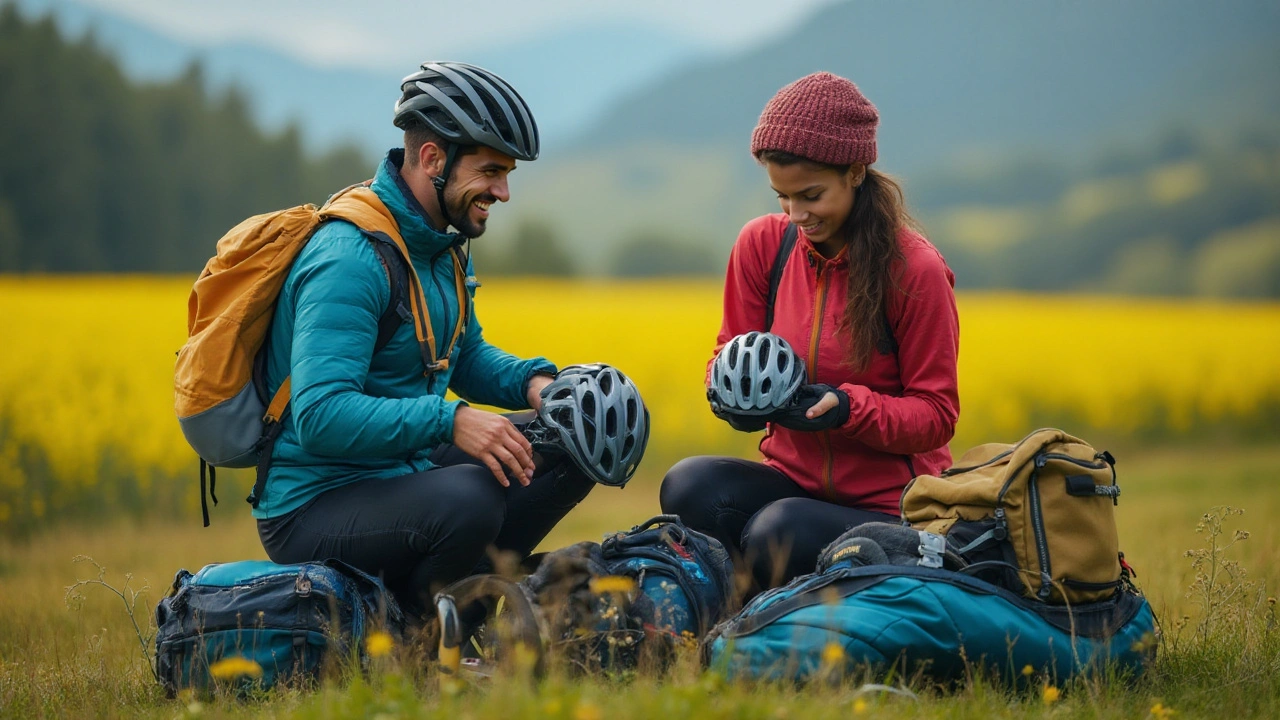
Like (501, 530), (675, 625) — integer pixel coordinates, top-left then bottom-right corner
(709, 332), (806, 415)
(525, 364), (650, 487)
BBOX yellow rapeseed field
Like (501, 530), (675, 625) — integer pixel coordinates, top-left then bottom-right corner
(2, 276), (1279, 531)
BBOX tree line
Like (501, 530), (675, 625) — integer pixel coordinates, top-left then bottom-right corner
(0, 6), (368, 273)
(4, 6), (1276, 293)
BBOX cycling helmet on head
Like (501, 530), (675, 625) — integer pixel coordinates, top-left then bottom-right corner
(394, 61), (539, 162)
(525, 364), (650, 488)
(394, 61), (539, 234)
(708, 332), (806, 415)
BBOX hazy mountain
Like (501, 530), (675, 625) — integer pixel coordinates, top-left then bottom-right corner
(573, 0), (1280, 172)
(10, 0), (706, 155)
(482, 0), (1280, 273)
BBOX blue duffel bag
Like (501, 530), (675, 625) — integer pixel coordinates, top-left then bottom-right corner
(705, 561), (1156, 684)
(154, 560), (404, 695)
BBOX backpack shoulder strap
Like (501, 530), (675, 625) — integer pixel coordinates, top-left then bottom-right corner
(323, 186), (467, 374)
(762, 220), (899, 354)
(369, 240), (412, 353)
(764, 222), (799, 332)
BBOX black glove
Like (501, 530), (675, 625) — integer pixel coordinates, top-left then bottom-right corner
(771, 384), (850, 432)
(707, 389), (770, 432)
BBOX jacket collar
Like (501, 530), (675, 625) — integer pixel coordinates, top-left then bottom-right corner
(798, 229), (849, 267)
(372, 149), (461, 263)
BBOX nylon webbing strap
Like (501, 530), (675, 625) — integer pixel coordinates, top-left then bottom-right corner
(264, 377), (292, 424)
(199, 459), (217, 527)
(368, 231), (468, 376)
(764, 223), (800, 332)
(956, 528), (1000, 556)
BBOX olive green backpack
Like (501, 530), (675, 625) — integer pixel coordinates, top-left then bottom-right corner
(901, 428), (1125, 605)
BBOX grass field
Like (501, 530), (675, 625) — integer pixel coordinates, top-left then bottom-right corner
(1, 278), (1278, 717)
(2, 445), (1277, 718)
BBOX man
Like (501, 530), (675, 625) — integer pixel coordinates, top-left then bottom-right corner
(253, 62), (593, 621)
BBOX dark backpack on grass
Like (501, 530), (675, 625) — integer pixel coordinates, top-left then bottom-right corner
(518, 515), (734, 672)
(154, 560), (404, 695)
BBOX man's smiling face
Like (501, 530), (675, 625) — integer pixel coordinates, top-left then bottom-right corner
(443, 145), (516, 238)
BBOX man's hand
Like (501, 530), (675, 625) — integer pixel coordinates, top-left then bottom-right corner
(526, 373), (554, 411)
(452, 406), (534, 487)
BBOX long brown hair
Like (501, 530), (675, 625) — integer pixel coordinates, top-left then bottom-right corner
(757, 150), (918, 371)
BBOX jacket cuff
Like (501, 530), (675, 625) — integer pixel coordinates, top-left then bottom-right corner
(838, 383), (874, 434)
(434, 398), (468, 446)
(520, 359), (558, 408)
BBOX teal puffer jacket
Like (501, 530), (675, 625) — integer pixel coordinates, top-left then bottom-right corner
(254, 149), (555, 519)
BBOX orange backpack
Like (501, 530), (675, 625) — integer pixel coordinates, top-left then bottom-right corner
(174, 184), (468, 524)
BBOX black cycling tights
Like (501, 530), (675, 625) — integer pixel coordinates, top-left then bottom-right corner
(258, 413), (593, 623)
(660, 456), (897, 594)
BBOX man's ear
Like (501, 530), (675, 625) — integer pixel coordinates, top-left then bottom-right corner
(419, 141), (446, 178)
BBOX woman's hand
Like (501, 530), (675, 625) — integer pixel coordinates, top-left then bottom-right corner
(804, 390), (841, 419)
(772, 384), (851, 432)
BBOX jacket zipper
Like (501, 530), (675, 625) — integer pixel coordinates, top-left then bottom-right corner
(807, 258), (835, 500)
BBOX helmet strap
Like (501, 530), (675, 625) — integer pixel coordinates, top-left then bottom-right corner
(431, 143), (463, 232)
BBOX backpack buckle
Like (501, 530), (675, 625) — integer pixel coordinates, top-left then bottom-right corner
(917, 531), (946, 569)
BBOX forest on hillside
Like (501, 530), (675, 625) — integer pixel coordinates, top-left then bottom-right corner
(0, 6), (368, 273)
(1, 5), (1278, 296)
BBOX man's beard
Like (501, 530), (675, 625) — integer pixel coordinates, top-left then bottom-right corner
(446, 190), (495, 238)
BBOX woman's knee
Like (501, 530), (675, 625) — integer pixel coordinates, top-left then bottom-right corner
(659, 456), (735, 519)
(741, 498), (812, 588)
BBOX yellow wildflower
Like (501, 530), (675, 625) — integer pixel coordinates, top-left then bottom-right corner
(1150, 702), (1176, 719)
(440, 677), (463, 696)
(852, 698), (868, 715)
(365, 630), (394, 658)
(821, 642), (845, 667)
(1042, 685), (1061, 704)
(1021, 664), (1034, 676)
(589, 576), (637, 594)
(208, 656), (263, 681)
(573, 700), (603, 720)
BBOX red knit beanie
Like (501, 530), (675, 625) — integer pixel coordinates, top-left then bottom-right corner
(751, 72), (879, 166)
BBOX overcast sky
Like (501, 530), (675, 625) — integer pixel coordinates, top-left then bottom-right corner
(75, 0), (838, 70)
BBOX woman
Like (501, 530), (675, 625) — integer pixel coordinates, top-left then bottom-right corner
(660, 72), (960, 593)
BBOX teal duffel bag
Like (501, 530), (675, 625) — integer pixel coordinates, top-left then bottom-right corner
(704, 562), (1156, 684)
